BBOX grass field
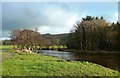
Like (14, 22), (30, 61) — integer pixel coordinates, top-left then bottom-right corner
(0, 45), (14, 61)
(0, 52), (15, 61)
(1, 45), (120, 76)
(0, 45), (13, 50)
(2, 53), (120, 76)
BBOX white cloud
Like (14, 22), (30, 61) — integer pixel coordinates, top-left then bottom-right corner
(115, 12), (118, 22)
(111, 12), (118, 23)
(38, 8), (82, 34)
(0, 37), (11, 40)
(38, 26), (50, 34)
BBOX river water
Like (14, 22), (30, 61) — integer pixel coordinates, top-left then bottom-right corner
(38, 50), (119, 71)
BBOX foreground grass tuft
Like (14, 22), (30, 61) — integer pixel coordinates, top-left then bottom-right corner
(2, 52), (119, 76)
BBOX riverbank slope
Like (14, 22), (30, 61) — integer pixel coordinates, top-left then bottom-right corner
(1, 45), (120, 76)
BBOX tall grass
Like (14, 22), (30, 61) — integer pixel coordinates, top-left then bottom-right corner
(41, 45), (67, 51)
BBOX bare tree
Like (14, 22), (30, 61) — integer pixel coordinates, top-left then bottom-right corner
(10, 29), (42, 51)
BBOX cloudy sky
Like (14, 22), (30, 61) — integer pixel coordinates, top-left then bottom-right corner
(1, 2), (119, 40)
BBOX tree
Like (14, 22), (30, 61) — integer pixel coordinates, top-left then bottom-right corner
(66, 16), (110, 51)
(10, 29), (42, 51)
(100, 16), (103, 19)
(82, 16), (94, 21)
(107, 22), (120, 51)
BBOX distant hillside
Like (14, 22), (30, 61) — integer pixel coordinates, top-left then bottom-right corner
(42, 33), (68, 45)
(42, 33), (68, 39)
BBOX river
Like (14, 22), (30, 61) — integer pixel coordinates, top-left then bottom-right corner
(37, 50), (119, 71)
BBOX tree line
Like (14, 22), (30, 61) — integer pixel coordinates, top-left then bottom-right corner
(9, 29), (67, 51)
(66, 16), (120, 51)
(9, 16), (119, 51)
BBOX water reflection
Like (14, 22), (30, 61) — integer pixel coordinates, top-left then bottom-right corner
(40, 50), (75, 60)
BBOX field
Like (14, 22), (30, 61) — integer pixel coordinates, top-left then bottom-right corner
(0, 45), (14, 61)
(1, 45), (120, 76)
(0, 45), (13, 50)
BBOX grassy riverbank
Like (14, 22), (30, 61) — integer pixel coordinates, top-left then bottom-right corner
(2, 53), (119, 76)
(1, 45), (120, 76)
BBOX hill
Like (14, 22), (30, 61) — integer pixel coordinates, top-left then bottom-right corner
(42, 33), (68, 45)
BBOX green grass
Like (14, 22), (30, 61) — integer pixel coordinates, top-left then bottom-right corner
(1, 52), (119, 76)
(0, 45), (14, 61)
(0, 45), (14, 76)
(1, 45), (120, 76)
(0, 52), (15, 61)
(0, 45), (13, 50)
